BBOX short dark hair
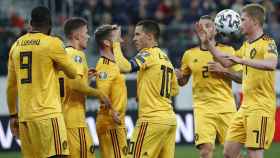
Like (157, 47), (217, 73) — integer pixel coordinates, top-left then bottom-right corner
(64, 17), (88, 39)
(30, 6), (52, 28)
(94, 24), (117, 47)
(200, 15), (213, 21)
(136, 20), (160, 41)
(242, 3), (265, 26)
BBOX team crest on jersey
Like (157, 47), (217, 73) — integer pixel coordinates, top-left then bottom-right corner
(90, 145), (95, 153)
(99, 72), (108, 80)
(74, 55), (82, 63)
(62, 141), (68, 150)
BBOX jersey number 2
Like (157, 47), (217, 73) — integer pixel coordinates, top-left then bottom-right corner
(20, 51), (32, 84)
(160, 65), (173, 98)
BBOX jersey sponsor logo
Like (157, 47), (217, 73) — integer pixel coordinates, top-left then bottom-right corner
(74, 55), (82, 63)
(99, 72), (108, 80)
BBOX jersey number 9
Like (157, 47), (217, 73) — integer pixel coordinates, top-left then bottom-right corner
(20, 51), (32, 84)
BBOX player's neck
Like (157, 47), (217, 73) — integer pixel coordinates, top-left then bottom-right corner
(246, 27), (263, 43)
(67, 40), (83, 51)
(100, 47), (115, 61)
(145, 41), (158, 49)
(30, 27), (49, 35)
(200, 40), (216, 51)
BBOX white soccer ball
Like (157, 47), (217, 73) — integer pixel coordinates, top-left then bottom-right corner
(214, 9), (241, 34)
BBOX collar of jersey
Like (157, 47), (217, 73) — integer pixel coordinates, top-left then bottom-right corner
(139, 46), (158, 53)
(248, 33), (264, 44)
(101, 56), (115, 63)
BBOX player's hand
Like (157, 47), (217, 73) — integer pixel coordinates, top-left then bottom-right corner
(111, 110), (121, 125)
(175, 69), (183, 79)
(97, 91), (112, 109)
(10, 116), (19, 138)
(195, 22), (213, 49)
(224, 55), (242, 64)
(208, 62), (226, 75)
(88, 68), (97, 79)
(112, 25), (123, 42)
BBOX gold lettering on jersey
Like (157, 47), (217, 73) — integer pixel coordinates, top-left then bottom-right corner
(20, 39), (40, 46)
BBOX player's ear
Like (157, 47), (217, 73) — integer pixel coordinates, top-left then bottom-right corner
(72, 31), (80, 40)
(103, 39), (111, 47)
(146, 32), (154, 41)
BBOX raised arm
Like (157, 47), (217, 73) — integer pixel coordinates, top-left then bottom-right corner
(195, 22), (235, 67)
(113, 42), (133, 73)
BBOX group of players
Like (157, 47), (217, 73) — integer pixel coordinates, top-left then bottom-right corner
(6, 2), (278, 158)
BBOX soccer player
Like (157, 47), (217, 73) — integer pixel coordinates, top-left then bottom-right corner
(93, 24), (128, 158)
(196, 4), (278, 158)
(176, 15), (242, 158)
(6, 6), (77, 158)
(60, 17), (111, 158)
(112, 20), (179, 158)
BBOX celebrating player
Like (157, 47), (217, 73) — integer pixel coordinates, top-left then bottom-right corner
(176, 15), (242, 158)
(94, 24), (128, 158)
(113, 20), (179, 158)
(196, 4), (278, 158)
(59, 17), (111, 158)
(6, 6), (77, 158)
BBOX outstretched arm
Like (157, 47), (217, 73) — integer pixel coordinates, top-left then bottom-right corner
(226, 56), (277, 71)
(67, 76), (111, 107)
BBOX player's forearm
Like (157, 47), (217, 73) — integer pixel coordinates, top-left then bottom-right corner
(208, 44), (234, 67)
(59, 61), (77, 79)
(223, 70), (242, 84)
(240, 58), (277, 71)
(69, 78), (101, 97)
(113, 42), (132, 73)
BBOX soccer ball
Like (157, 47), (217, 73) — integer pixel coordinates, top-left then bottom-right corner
(214, 9), (241, 35)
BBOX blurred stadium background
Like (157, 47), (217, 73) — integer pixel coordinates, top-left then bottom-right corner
(0, 0), (280, 157)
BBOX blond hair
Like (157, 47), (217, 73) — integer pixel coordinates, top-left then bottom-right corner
(242, 3), (266, 26)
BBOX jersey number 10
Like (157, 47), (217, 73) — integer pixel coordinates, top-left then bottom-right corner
(20, 51), (32, 84)
(160, 65), (173, 98)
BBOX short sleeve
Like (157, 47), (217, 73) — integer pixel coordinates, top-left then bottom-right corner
(264, 40), (278, 59)
(131, 51), (154, 70)
(180, 51), (191, 76)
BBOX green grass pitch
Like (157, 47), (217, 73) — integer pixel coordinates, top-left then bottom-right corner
(1, 143), (279, 158)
